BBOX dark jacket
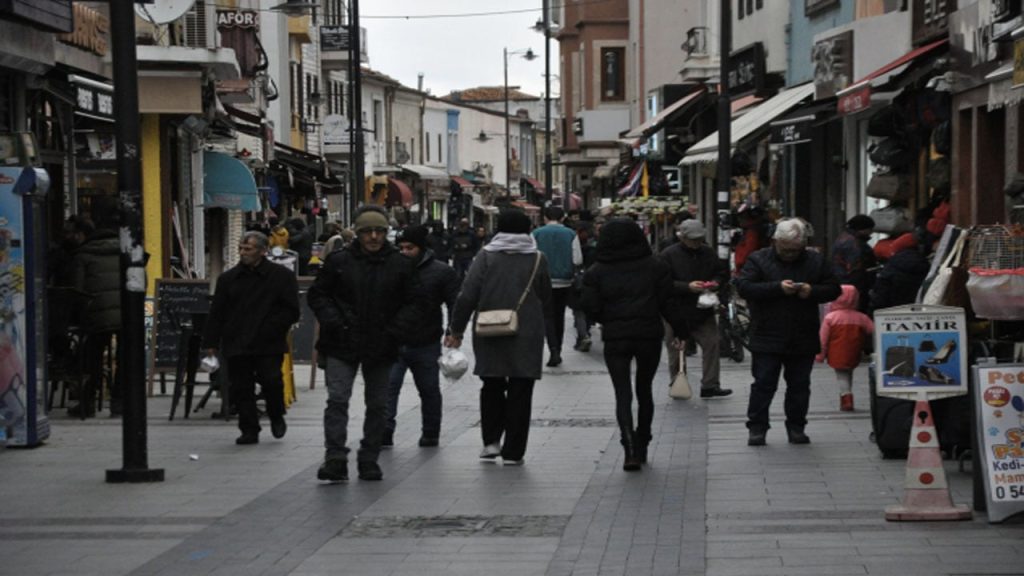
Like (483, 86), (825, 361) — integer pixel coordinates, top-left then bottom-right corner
(831, 229), (876, 309)
(735, 246), (841, 355)
(869, 247), (929, 313)
(202, 258), (300, 357)
(450, 228), (478, 262)
(286, 219), (313, 275)
(307, 239), (421, 363)
(580, 219), (687, 342)
(426, 229), (451, 262)
(72, 230), (121, 334)
(659, 241), (729, 327)
(406, 249), (461, 347)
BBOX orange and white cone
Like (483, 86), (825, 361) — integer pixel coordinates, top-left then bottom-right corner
(885, 399), (971, 521)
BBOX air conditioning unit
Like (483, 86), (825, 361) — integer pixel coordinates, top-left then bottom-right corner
(179, 0), (215, 49)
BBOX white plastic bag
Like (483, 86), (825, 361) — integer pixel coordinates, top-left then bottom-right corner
(439, 348), (469, 382)
(697, 292), (720, 309)
(199, 354), (220, 373)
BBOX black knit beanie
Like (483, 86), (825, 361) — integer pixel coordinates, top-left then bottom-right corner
(496, 210), (531, 234)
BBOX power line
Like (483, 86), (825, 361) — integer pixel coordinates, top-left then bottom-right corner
(189, 0), (611, 20)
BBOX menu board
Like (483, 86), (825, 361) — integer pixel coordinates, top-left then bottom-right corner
(974, 363), (1024, 523)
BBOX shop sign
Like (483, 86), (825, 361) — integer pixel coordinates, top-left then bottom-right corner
(770, 117), (813, 146)
(837, 85), (871, 115)
(973, 363), (1024, 522)
(874, 305), (968, 400)
(321, 25), (351, 52)
(812, 31), (852, 101)
(1014, 39), (1024, 89)
(322, 114), (350, 148)
(217, 10), (259, 30)
(58, 3), (109, 57)
(572, 117), (583, 135)
(728, 43), (766, 97)
(912, 0), (955, 46)
(73, 81), (114, 121)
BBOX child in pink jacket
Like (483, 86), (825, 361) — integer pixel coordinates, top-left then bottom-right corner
(816, 285), (873, 411)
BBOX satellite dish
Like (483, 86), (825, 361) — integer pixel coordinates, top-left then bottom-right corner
(135, 0), (196, 25)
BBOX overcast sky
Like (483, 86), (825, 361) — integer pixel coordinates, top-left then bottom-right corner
(361, 1), (559, 98)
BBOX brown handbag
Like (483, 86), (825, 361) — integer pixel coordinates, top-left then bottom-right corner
(474, 253), (542, 337)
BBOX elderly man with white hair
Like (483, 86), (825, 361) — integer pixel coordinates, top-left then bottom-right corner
(735, 218), (840, 446)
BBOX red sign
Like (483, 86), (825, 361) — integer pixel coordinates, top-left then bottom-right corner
(838, 85), (871, 115)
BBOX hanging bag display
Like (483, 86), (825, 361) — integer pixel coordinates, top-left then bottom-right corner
(474, 252), (542, 337)
(922, 232), (966, 305)
(965, 226), (1024, 320)
(869, 205), (912, 235)
(866, 173), (909, 201)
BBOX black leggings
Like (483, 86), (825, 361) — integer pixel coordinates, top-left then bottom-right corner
(603, 339), (662, 439)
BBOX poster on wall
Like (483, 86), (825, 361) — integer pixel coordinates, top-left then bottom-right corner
(874, 304), (968, 400)
(0, 168), (28, 443)
(973, 363), (1024, 523)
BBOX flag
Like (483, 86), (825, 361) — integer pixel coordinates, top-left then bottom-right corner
(641, 161), (649, 198)
(616, 161), (644, 197)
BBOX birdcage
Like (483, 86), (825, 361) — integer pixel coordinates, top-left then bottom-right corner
(965, 225), (1024, 320)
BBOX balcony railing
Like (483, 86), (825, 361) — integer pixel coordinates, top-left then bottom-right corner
(683, 26), (708, 58)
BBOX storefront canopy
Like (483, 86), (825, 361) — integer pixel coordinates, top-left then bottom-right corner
(625, 87), (706, 139)
(387, 177), (414, 208)
(680, 83), (816, 166)
(401, 164), (449, 181)
(835, 38), (947, 116)
(202, 151), (260, 211)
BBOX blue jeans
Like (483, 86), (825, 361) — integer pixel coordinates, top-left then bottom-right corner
(745, 352), (814, 433)
(323, 357), (391, 463)
(386, 342), (443, 438)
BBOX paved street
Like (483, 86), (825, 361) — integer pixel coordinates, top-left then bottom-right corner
(2, 329), (1022, 576)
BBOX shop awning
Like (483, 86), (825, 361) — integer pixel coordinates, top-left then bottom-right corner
(593, 164), (617, 179)
(731, 94), (763, 116)
(680, 83), (816, 166)
(510, 200), (541, 214)
(836, 38), (947, 115)
(202, 151), (260, 211)
(625, 87), (706, 139)
(387, 177), (414, 208)
(521, 177), (546, 194)
(452, 176), (475, 188)
(401, 164), (449, 180)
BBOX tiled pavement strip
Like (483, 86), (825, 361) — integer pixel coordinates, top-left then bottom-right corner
(1, 325), (1023, 576)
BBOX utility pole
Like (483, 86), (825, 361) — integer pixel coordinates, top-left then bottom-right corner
(106, 0), (163, 484)
(504, 47), (511, 197)
(350, 0), (364, 222)
(715, 0), (732, 256)
(544, 0), (556, 212)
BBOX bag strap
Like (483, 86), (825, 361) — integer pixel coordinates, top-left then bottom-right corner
(514, 253), (543, 312)
(941, 232), (967, 269)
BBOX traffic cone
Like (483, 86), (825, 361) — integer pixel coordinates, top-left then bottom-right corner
(885, 399), (971, 521)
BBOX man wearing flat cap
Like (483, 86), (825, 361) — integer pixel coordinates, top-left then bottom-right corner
(382, 225), (460, 449)
(659, 219), (732, 398)
(308, 205), (422, 483)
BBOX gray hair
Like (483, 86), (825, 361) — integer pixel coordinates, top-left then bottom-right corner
(772, 218), (808, 243)
(241, 230), (269, 250)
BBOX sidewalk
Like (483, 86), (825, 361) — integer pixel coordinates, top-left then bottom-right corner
(1, 332), (1022, 576)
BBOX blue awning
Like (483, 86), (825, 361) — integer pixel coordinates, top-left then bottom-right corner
(203, 151), (260, 211)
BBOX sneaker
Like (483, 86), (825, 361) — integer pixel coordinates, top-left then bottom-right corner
(270, 417), (287, 439)
(381, 430), (394, 448)
(357, 461), (383, 481)
(747, 430), (767, 446)
(479, 443), (501, 460)
(840, 394), (854, 412)
(235, 433), (259, 445)
(578, 337), (592, 352)
(700, 387), (733, 398)
(786, 428), (811, 444)
(546, 353), (562, 367)
(502, 458), (525, 466)
(317, 459), (348, 482)
(418, 436), (439, 447)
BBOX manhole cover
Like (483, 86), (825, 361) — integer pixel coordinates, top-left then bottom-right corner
(341, 515), (569, 538)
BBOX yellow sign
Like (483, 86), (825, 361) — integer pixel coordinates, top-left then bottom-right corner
(1014, 40), (1024, 88)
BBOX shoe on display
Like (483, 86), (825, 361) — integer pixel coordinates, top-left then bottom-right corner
(418, 436), (439, 447)
(840, 394), (854, 412)
(270, 417), (287, 439)
(235, 433), (259, 445)
(919, 365), (954, 385)
(747, 430), (767, 446)
(700, 387), (733, 398)
(357, 461), (383, 481)
(317, 459), (348, 482)
(926, 340), (956, 364)
(479, 443), (501, 459)
(786, 428), (811, 444)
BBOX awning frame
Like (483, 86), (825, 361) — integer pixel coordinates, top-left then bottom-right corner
(624, 87), (706, 139)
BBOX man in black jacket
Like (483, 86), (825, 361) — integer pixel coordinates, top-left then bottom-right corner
(736, 219), (840, 446)
(203, 231), (300, 445)
(308, 205), (421, 482)
(383, 225), (460, 448)
(659, 219), (731, 398)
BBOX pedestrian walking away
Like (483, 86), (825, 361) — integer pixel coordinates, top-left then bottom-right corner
(202, 230), (300, 446)
(446, 209), (552, 466)
(735, 218), (840, 446)
(659, 219), (731, 398)
(308, 205), (422, 483)
(816, 284), (874, 412)
(450, 217), (479, 280)
(532, 206), (582, 367)
(831, 214), (876, 313)
(383, 225), (460, 448)
(579, 217), (688, 471)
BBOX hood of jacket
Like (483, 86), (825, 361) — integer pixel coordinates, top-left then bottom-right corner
(832, 284), (859, 311)
(596, 218), (651, 262)
(76, 230), (119, 255)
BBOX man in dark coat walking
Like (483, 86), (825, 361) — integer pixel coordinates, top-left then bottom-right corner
(308, 205), (421, 482)
(736, 219), (840, 446)
(383, 225), (460, 448)
(203, 230), (300, 445)
(831, 214), (876, 312)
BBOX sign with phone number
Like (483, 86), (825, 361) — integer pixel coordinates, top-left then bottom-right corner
(974, 364), (1024, 522)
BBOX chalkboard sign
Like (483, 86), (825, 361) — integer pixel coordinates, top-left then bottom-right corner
(150, 279), (211, 372)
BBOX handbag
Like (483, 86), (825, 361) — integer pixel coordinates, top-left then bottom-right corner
(474, 253), (542, 338)
(669, 352), (692, 400)
(866, 173), (909, 201)
(967, 268), (1024, 320)
(922, 232), (966, 305)
(869, 205), (912, 235)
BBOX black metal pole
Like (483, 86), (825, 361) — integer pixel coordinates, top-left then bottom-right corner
(106, 0), (163, 484)
(351, 0), (364, 222)
(715, 0), (732, 252)
(545, 0), (556, 212)
(504, 48), (512, 198)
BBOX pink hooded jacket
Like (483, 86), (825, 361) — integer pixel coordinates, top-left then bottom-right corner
(818, 285), (874, 370)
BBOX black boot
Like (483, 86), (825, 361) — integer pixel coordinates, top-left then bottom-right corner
(635, 432), (652, 464)
(621, 430), (641, 471)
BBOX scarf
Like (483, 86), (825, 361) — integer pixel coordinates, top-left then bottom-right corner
(482, 232), (537, 254)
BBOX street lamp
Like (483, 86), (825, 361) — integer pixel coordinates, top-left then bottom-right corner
(504, 46), (536, 197)
(533, 2), (557, 209)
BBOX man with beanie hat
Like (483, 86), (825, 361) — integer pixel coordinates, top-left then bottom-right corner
(382, 225), (460, 448)
(308, 205), (423, 482)
(831, 214), (876, 313)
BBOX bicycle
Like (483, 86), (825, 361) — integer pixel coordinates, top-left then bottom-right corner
(717, 283), (750, 363)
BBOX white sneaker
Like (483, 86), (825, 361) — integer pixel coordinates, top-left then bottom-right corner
(502, 458), (524, 466)
(479, 443), (501, 459)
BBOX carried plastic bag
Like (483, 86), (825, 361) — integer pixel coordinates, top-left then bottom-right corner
(439, 348), (469, 382)
(199, 354), (220, 373)
(697, 292), (720, 309)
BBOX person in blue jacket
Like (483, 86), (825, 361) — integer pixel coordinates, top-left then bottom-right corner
(532, 206), (581, 367)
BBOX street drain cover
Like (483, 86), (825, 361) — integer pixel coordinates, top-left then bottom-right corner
(342, 515), (569, 538)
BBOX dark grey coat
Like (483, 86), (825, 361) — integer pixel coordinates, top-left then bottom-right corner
(450, 249), (552, 380)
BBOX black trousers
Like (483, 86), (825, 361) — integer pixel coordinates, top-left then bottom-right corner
(84, 331), (117, 411)
(746, 352), (814, 433)
(228, 354), (285, 436)
(480, 377), (535, 460)
(603, 339), (661, 440)
(545, 287), (571, 355)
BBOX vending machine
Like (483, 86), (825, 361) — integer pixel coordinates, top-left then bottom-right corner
(0, 133), (50, 447)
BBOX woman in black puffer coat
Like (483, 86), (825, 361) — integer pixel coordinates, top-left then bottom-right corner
(579, 218), (687, 471)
